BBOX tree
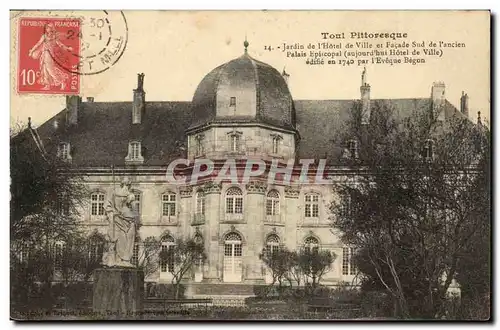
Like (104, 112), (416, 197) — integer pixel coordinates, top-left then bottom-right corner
(259, 246), (294, 294)
(136, 236), (162, 278)
(298, 249), (335, 290)
(160, 238), (206, 299)
(331, 101), (491, 319)
(10, 123), (88, 311)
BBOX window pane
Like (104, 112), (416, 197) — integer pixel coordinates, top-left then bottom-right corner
(234, 244), (242, 257)
(226, 198), (234, 214)
(235, 197), (243, 214)
(266, 199), (273, 215)
(312, 204), (319, 217)
(350, 248), (356, 275)
(273, 200), (280, 215)
(342, 247), (349, 275)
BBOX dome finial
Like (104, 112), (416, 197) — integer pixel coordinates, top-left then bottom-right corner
(244, 34), (249, 53)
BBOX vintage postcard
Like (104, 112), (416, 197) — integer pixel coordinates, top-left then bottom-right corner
(10, 10), (491, 321)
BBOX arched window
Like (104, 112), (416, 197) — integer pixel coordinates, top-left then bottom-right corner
(90, 192), (105, 216)
(162, 192), (177, 217)
(304, 192), (320, 218)
(226, 187), (243, 214)
(304, 236), (319, 253)
(266, 234), (280, 256)
(266, 190), (280, 216)
(196, 190), (205, 215)
(223, 232), (243, 282)
(160, 235), (175, 273)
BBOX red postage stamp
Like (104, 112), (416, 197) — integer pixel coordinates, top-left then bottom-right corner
(17, 17), (81, 94)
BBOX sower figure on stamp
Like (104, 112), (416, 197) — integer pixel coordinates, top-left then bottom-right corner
(28, 23), (72, 91)
(102, 178), (139, 268)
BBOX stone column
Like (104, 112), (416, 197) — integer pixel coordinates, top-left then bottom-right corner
(244, 180), (267, 283)
(284, 185), (301, 250)
(203, 181), (222, 282)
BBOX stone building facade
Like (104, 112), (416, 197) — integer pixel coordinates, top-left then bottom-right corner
(31, 42), (470, 289)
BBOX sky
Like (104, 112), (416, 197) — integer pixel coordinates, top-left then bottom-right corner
(10, 10), (490, 127)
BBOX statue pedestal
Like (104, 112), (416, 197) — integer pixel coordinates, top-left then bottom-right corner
(92, 268), (144, 318)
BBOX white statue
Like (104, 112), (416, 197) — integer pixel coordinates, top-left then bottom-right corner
(102, 178), (138, 268)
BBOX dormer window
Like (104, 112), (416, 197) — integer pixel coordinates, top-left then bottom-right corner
(423, 139), (434, 162)
(57, 142), (72, 161)
(348, 139), (359, 159)
(126, 141), (144, 163)
(229, 97), (236, 107)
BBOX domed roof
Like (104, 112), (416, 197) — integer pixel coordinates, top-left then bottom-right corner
(189, 48), (296, 131)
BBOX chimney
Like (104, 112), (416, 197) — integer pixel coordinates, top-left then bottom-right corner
(282, 68), (290, 86)
(360, 67), (371, 125)
(431, 82), (446, 121)
(86, 97), (94, 102)
(132, 73), (146, 124)
(66, 95), (81, 126)
(460, 91), (469, 117)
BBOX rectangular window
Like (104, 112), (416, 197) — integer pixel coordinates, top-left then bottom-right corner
(229, 96), (236, 107)
(230, 134), (240, 152)
(341, 194), (352, 217)
(348, 140), (358, 159)
(54, 242), (64, 272)
(133, 193), (141, 215)
(305, 194), (319, 218)
(130, 142), (141, 160)
(91, 193), (105, 216)
(162, 194), (176, 217)
(58, 143), (70, 160)
(131, 244), (139, 266)
(342, 247), (356, 275)
(56, 196), (70, 216)
(272, 137), (279, 154)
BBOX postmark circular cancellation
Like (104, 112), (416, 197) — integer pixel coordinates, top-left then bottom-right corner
(53, 11), (129, 75)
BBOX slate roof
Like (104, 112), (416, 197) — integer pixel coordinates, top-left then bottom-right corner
(33, 97), (465, 167)
(190, 53), (295, 131)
